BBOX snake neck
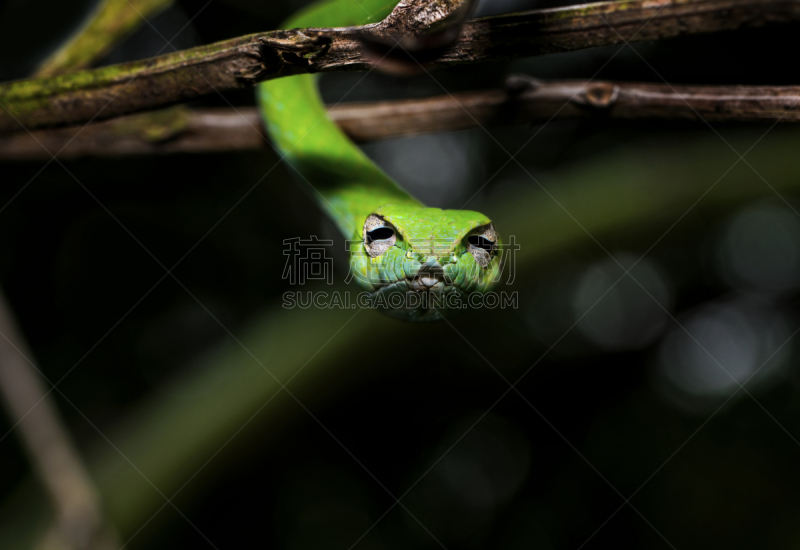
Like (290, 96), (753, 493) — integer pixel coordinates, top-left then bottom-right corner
(258, 0), (421, 238)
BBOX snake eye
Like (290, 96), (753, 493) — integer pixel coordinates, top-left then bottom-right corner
(367, 227), (394, 242)
(467, 224), (498, 268)
(468, 235), (494, 252)
(363, 214), (397, 257)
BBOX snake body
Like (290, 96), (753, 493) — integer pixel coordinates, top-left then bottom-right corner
(258, 0), (500, 321)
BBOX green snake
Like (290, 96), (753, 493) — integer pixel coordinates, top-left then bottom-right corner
(258, 0), (501, 322)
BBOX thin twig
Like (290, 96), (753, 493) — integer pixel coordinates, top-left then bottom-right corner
(0, 290), (118, 550)
(0, 0), (797, 133)
(3, 79), (800, 160)
(0, 1), (142, 548)
(35, 0), (174, 77)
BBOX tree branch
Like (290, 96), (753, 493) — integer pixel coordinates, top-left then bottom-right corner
(0, 289), (118, 550)
(0, 0), (797, 134)
(34, 0), (174, 78)
(3, 79), (800, 160)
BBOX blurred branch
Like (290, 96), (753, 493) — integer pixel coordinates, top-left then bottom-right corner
(2, 0), (799, 133)
(35, 0), (174, 77)
(3, 78), (800, 160)
(0, 290), (117, 550)
(5, 121), (800, 546)
(0, 107), (260, 159)
(0, 3), (143, 548)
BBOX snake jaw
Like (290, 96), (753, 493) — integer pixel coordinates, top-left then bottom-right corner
(349, 243), (502, 322)
(406, 263), (448, 292)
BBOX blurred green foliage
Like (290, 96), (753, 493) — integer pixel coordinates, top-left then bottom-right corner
(2, 0), (800, 549)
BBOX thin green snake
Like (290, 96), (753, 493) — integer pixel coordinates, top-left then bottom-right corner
(258, 0), (501, 321)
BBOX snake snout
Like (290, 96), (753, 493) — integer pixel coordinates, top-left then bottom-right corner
(408, 262), (450, 292)
(419, 276), (439, 288)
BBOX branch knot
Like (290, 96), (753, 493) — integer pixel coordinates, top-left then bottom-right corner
(580, 83), (620, 109)
(236, 31), (332, 83)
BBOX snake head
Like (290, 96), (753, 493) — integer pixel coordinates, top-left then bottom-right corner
(350, 205), (502, 321)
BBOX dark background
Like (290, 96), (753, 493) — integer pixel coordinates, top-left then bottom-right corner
(2, 0), (800, 548)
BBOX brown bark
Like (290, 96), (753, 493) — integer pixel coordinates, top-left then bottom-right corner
(1, 0), (797, 134)
(3, 79), (800, 160)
